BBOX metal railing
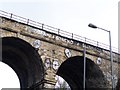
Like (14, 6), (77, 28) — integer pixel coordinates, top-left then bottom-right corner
(0, 10), (118, 53)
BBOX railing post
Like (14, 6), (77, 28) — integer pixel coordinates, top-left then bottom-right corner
(10, 13), (13, 19)
(72, 33), (73, 39)
(42, 24), (44, 29)
(84, 37), (86, 43)
(58, 29), (60, 35)
(27, 19), (29, 24)
(97, 41), (99, 47)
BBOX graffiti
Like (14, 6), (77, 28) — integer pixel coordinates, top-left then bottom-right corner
(96, 57), (102, 65)
(33, 40), (41, 49)
(52, 59), (59, 71)
(44, 58), (51, 70)
(64, 49), (72, 58)
(44, 58), (59, 71)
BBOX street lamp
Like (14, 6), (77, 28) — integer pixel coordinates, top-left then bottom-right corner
(88, 23), (114, 89)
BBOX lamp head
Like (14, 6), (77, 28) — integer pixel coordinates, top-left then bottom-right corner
(88, 23), (98, 28)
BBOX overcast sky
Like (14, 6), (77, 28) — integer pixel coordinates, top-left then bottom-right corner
(0, 0), (119, 88)
(0, 0), (119, 52)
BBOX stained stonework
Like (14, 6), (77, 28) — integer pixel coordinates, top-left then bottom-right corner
(0, 16), (119, 89)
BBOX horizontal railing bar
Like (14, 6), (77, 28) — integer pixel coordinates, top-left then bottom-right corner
(0, 10), (119, 53)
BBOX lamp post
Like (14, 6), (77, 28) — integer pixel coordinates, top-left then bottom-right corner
(83, 38), (86, 90)
(88, 23), (114, 89)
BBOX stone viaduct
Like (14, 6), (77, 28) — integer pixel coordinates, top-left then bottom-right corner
(0, 10), (119, 89)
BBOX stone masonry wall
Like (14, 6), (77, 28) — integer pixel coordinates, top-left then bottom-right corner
(0, 16), (119, 88)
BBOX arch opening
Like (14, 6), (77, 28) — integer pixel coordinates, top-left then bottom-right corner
(116, 78), (120, 90)
(0, 62), (20, 89)
(57, 56), (108, 89)
(2, 37), (44, 89)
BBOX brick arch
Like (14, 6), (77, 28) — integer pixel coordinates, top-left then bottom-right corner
(2, 37), (44, 89)
(57, 56), (108, 89)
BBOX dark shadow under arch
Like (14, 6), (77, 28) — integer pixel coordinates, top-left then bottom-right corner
(57, 56), (108, 89)
(116, 78), (120, 90)
(2, 37), (44, 89)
